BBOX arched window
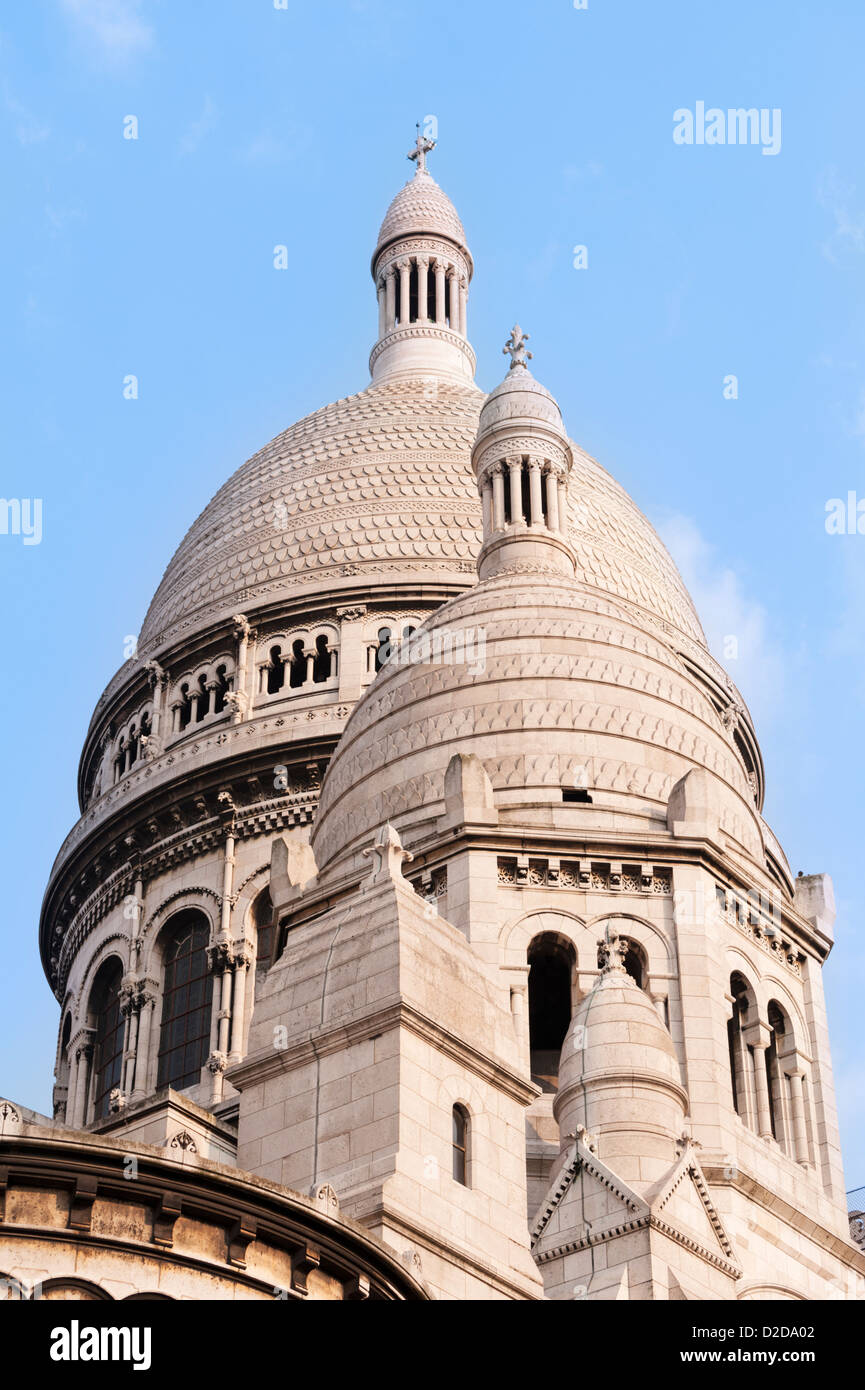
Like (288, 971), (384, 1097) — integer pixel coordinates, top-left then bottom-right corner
(59, 1011), (72, 1071)
(90, 959), (124, 1121)
(212, 665), (230, 714)
(289, 638), (307, 688)
(727, 972), (756, 1127)
(765, 1000), (795, 1153)
(178, 683), (192, 730)
(527, 935), (574, 1091)
(57, 1012), (72, 1121)
(194, 674), (209, 721)
(253, 886), (274, 973)
(312, 634), (331, 683)
(452, 1104), (469, 1186)
(622, 937), (646, 989)
(127, 723), (138, 765)
(156, 912), (213, 1092)
(266, 646), (285, 694)
(374, 627), (392, 673)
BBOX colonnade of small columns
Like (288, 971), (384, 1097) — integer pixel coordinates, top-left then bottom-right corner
(258, 634), (338, 695)
(376, 254), (468, 338)
(169, 668), (231, 733)
(727, 987), (815, 1169)
(479, 455), (568, 540)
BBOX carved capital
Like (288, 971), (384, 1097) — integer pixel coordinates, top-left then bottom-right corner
(207, 1050), (228, 1075)
(145, 659), (167, 690)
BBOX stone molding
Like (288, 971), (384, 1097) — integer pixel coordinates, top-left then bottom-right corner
(227, 999), (538, 1107)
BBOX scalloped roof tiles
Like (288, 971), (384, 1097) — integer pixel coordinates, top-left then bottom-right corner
(376, 170), (467, 253)
(137, 376), (705, 653)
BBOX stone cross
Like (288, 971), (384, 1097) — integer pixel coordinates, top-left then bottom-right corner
(408, 126), (436, 174)
(503, 324), (533, 369)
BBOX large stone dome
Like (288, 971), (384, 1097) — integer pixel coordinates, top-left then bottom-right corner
(311, 566), (763, 882)
(138, 377), (485, 653)
(137, 378), (706, 657)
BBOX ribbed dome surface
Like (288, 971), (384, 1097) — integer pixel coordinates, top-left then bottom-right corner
(138, 380), (705, 655)
(559, 968), (683, 1096)
(476, 362), (566, 443)
(139, 378), (485, 651)
(310, 568), (758, 880)
(375, 170), (467, 254)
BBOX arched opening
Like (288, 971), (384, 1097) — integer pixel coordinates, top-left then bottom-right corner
(408, 261), (419, 322)
(57, 1012), (72, 1121)
(312, 634), (331, 683)
(195, 673), (209, 721)
(156, 911), (213, 1092)
(622, 937), (646, 989)
(267, 646), (286, 695)
(178, 683), (192, 730)
(519, 460), (532, 524)
(40, 1278), (112, 1301)
(89, 958), (124, 1122)
(253, 886), (275, 974)
(374, 627), (392, 673)
(289, 638), (307, 688)
(127, 723), (138, 765)
(728, 971), (756, 1127)
(527, 934), (574, 1091)
(765, 1000), (797, 1154)
(452, 1104), (469, 1186)
(212, 665), (229, 714)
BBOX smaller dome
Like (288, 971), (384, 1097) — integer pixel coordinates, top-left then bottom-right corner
(553, 929), (688, 1183)
(375, 170), (467, 259)
(476, 361), (566, 445)
(558, 962), (683, 1101)
(475, 330), (569, 456)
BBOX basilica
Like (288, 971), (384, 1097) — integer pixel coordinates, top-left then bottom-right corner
(1, 136), (862, 1301)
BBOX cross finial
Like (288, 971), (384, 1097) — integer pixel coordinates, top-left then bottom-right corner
(408, 123), (436, 175)
(503, 324), (532, 370)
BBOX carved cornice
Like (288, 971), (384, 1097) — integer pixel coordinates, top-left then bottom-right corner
(373, 236), (470, 281)
(475, 435), (569, 490)
(368, 324), (476, 374)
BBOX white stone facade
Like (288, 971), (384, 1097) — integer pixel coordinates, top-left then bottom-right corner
(10, 142), (863, 1302)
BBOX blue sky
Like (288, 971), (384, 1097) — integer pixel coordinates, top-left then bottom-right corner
(1, 1), (864, 1182)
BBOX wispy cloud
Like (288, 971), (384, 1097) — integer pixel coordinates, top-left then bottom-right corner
(654, 511), (786, 725)
(239, 123), (310, 166)
(45, 202), (85, 235)
(59, 0), (153, 63)
(818, 168), (865, 264)
(179, 96), (217, 156)
(5, 87), (50, 146)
